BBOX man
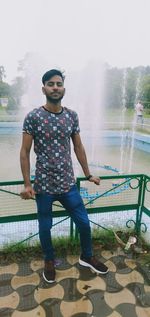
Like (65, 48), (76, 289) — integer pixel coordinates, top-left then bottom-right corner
(135, 101), (144, 124)
(20, 69), (108, 283)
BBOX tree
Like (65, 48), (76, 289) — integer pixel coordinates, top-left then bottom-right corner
(0, 66), (6, 82)
(125, 68), (139, 108)
(104, 67), (124, 108)
(6, 97), (18, 114)
(140, 74), (150, 109)
(0, 81), (10, 97)
(10, 76), (25, 107)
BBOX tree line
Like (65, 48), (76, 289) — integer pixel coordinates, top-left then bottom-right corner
(104, 65), (150, 111)
(0, 65), (25, 113)
(0, 60), (150, 113)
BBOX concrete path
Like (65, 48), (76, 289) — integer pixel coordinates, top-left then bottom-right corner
(0, 250), (150, 317)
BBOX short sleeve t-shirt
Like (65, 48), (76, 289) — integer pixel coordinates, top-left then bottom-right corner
(23, 106), (80, 194)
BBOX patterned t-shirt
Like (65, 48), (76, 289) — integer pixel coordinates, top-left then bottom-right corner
(23, 106), (80, 194)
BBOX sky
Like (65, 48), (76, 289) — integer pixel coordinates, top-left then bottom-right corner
(1, 0), (150, 83)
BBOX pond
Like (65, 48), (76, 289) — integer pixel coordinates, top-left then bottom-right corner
(0, 132), (150, 181)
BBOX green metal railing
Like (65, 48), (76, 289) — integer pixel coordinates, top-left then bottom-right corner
(0, 173), (150, 247)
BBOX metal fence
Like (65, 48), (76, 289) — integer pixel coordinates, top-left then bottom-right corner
(0, 174), (150, 248)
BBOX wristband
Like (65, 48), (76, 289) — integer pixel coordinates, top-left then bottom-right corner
(86, 174), (93, 180)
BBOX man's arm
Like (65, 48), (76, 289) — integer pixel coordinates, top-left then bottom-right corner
(20, 132), (35, 199)
(71, 133), (100, 185)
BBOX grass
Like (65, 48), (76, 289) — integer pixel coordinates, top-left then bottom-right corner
(0, 228), (149, 264)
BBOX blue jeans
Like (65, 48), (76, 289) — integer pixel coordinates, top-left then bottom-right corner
(35, 184), (92, 261)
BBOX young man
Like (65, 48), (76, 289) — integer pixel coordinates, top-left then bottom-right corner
(20, 69), (108, 283)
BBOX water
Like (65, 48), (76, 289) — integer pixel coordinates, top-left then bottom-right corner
(0, 133), (150, 182)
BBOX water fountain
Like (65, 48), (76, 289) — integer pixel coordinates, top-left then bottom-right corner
(118, 68), (143, 174)
(64, 60), (106, 176)
(0, 60), (150, 248)
(128, 71), (142, 173)
(119, 68), (127, 174)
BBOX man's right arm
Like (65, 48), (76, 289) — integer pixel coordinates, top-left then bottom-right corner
(20, 132), (35, 199)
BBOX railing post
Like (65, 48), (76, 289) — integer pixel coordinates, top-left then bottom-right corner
(138, 174), (147, 234)
(136, 174), (145, 235)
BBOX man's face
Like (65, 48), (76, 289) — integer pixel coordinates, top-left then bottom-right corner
(42, 75), (65, 103)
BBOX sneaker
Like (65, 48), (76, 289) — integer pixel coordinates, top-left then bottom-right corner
(79, 255), (109, 274)
(43, 260), (56, 283)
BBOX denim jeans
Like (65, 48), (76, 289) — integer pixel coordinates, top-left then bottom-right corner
(35, 184), (92, 260)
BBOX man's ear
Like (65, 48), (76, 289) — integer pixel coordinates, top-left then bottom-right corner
(42, 86), (45, 95)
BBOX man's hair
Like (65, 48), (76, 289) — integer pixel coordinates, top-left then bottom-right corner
(42, 69), (65, 85)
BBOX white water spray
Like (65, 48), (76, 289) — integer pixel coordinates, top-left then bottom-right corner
(119, 69), (127, 173)
(128, 72), (142, 173)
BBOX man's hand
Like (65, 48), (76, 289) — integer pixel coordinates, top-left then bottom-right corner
(20, 186), (35, 199)
(89, 176), (100, 185)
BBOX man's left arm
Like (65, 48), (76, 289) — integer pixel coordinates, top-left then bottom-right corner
(71, 133), (100, 185)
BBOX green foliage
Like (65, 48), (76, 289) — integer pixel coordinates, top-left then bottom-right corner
(140, 74), (150, 109)
(7, 76), (26, 112)
(125, 68), (139, 108)
(1, 228), (149, 264)
(104, 65), (150, 110)
(0, 65), (6, 81)
(104, 67), (123, 108)
(1, 61), (150, 113)
(0, 65), (25, 112)
(0, 81), (10, 98)
(6, 97), (18, 113)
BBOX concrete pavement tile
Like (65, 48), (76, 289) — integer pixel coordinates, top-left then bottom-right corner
(11, 273), (40, 289)
(56, 266), (80, 282)
(0, 292), (19, 309)
(60, 298), (93, 317)
(30, 260), (43, 272)
(124, 258), (137, 270)
(15, 285), (38, 311)
(104, 288), (136, 309)
(101, 251), (114, 260)
(59, 278), (82, 301)
(106, 311), (122, 317)
(127, 282), (150, 307)
(111, 255), (132, 274)
(0, 274), (14, 296)
(0, 308), (14, 316)
(105, 260), (116, 272)
(66, 255), (78, 265)
(116, 303), (137, 317)
(16, 262), (33, 276)
(76, 275), (106, 295)
(137, 263), (150, 285)
(136, 306), (150, 317)
(0, 263), (19, 276)
(34, 284), (64, 304)
(144, 285), (150, 293)
(116, 270), (144, 287)
(86, 289), (112, 317)
(104, 272), (123, 293)
(71, 313), (91, 317)
(12, 305), (46, 317)
(39, 298), (63, 317)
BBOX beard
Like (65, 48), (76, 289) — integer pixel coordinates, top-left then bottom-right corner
(46, 93), (64, 104)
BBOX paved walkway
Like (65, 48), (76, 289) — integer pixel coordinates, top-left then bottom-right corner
(0, 250), (150, 317)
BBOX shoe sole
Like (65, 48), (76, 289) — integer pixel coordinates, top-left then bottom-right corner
(43, 271), (56, 283)
(79, 258), (109, 274)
